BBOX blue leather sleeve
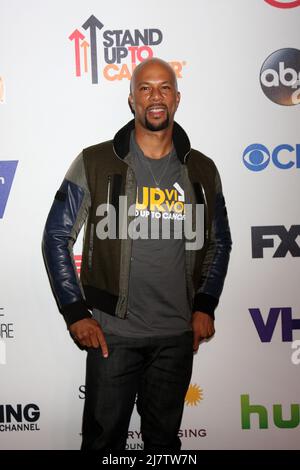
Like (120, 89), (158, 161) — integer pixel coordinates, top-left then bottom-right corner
(42, 179), (88, 310)
(194, 172), (232, 315)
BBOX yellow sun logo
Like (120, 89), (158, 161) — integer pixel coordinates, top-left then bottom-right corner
(185, 384), (203, 406)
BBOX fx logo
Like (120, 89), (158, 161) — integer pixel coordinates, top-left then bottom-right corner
(0, 161), (18, 218)
(251, 225), (300, 258)
(249, 307), (300, 342)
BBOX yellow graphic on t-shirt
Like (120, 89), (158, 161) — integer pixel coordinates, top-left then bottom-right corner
(136, 183), (185, 214)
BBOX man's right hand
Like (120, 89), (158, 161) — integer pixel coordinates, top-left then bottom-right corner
(69, 318), (108, 358)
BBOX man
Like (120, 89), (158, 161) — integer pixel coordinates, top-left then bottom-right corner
(42, 58), (232, 451)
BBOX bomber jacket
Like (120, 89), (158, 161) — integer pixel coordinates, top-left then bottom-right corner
(42, 119), (232, 327)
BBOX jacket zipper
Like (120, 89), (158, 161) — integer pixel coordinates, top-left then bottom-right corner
(88, 223), (94, 270)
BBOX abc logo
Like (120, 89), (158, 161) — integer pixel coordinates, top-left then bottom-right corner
(264, 0), (300, 8)
(260, 48), (300, 105)
(243, 143), (300, 171)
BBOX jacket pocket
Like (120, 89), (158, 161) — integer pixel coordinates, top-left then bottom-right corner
(193, 181), (209, 244)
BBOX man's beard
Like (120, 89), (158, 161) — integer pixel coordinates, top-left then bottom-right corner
(144, 111), (170, 132)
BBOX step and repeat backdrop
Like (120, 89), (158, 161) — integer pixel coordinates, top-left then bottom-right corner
(0, 0), (299, 450)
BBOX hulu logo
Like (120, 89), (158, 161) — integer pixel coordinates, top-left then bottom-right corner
(241, 394), (300, 429)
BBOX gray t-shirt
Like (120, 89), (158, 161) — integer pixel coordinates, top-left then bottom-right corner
(93, 132), (191, 337)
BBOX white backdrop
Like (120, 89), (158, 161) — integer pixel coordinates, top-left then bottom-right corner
(0, 0), (299, 450)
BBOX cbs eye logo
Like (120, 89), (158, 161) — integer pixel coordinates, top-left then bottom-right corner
(265, 0), (300, 8)
(243, 144), (270, 171)
(243, 143), (300, 171)
(260, 48), (300, 106)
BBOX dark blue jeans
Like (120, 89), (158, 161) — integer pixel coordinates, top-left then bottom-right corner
(81, 331), (194, 451)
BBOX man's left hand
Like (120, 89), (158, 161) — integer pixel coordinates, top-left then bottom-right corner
(192, 311), (215, 352)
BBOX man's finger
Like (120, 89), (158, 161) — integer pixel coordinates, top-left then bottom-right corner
(90, 330), (100, 349)
(96, 328), (109, 358)
(79, 337), (92, 348)
(193, 335), (202, 351)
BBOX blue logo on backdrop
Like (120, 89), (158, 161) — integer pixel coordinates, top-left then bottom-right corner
(0, 161), (18, 218)
(243, 144), (300, 171)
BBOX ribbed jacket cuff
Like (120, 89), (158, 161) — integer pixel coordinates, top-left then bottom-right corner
(61, 300), (92, 328)
(192, 293), (219, 320)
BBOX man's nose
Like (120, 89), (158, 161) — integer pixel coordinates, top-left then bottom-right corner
(150, 87), (163, 101)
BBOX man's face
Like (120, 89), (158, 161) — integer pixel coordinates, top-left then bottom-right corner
(129, 62), (180, 132)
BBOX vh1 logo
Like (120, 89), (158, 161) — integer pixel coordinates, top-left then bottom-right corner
(249, 307), (300, 342)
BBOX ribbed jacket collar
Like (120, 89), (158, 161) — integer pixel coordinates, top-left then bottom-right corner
(113, 119), (191, 164)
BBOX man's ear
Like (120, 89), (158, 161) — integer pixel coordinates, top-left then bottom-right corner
(176, 91), (181, 110)
(128, 94), (135, 115)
